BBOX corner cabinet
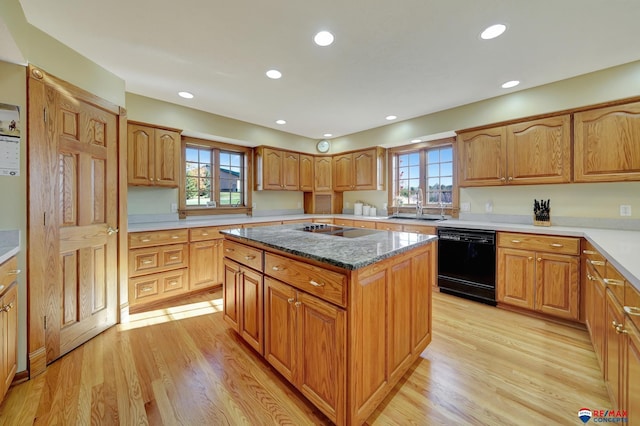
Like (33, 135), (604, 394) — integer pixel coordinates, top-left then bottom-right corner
(333, 147), (385, 191)
(127, 122), (182, 187)
(0, 256), (19, 402)
(497, 232), (580, 320)
(255, 147), (300, 191)
(458, 115), (571, 187)
(574, 101), (640, 182)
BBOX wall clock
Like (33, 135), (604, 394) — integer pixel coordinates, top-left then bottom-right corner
(316, 139), (331, 153)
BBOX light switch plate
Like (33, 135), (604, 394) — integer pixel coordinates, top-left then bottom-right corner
(460, 202), (470, 212)
(620, 205), (632, 216)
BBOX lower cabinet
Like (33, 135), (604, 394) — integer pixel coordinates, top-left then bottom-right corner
(497, 233), (580, 320)
(189, 239), (223, 290)
(0, 256), (19, 402)
(605, 289), (625, 408)
(264, 277), (346, 421)
(626, 321), (640, 425)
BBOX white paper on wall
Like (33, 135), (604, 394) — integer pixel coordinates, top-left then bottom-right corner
(0, 103), (20, 176)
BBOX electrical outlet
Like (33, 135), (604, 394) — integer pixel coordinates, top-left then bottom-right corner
(620, 205), (632, 216)
(170, 203), (177, 213)
(297, 202), (301, 209)
(485, 200), (493, 213)
(252, 203), (257, 209)
(460, 202), (470, 212)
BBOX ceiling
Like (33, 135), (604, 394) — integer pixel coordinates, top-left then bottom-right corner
(17, 0), (640, 140)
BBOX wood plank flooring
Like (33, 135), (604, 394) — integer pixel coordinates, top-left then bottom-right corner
(0, 291), (610, 425)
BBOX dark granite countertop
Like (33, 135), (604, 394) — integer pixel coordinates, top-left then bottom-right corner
(221, 223), (437, 270)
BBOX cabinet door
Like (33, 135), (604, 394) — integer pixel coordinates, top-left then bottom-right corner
(388, 257), (413, 383)
(497, 248), (535, 309)
(1, 284), (17, 399)
(299, 154), (314, 191)
(262, 148), (284, 190)
(354, 149), (376, 190)
(282, 151), (300, 190)
(154, 128), (181, 187)
(605, 289), (625, 408)
(506, 115), (571, 184)
(190, 239), (223, 290)
(412, 245), (433, 352)
(574, 101), (640, 182)
(627, 322), (640, 425)
(239, 266), (263, 354)
(457, 126), (507, 186)
(296, 291), (346, 425)
(585, 263), (606, 370)
(223, 258), (240, 331)
(535, 252), (579, 320)
(127, 124), (154, 185)
(264, 277), (296, 382)
(314, 156), (332, 192)
(333, 153), (353, 191)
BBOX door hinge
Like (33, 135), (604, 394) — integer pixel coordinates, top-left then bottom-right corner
(44, 212), (46, 226)
(43, 108), (47, 123)
(44, 315), (47, 330)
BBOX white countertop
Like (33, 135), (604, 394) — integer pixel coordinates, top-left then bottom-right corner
(128, 214), (640, 291)
(0, 230), (20, 264)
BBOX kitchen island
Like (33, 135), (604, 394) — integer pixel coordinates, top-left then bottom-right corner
(220, 223), (437, 425)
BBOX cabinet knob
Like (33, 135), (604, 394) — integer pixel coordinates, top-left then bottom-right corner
(528, 257), (533, 261)
(294, 301), (302, 307)
(615, 324), (628, 335)
(0, 302), (14, 313)
(508, 177), (513, 181)
(287, 298), (295, 304)
(537, 258), (542, 262)
(500, 177), (506, 181)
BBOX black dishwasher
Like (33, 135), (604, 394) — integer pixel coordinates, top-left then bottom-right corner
(437, 228), (496, 305)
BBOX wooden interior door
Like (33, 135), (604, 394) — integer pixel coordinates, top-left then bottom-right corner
(28, 67), (120, 368)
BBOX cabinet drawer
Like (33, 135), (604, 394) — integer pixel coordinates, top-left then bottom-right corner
(498, 232), (579, 255)
(223, 240), (263, 271)
(582, 240), (606, 277)
(129, 269), (188, 304)
(402, 224), (436, 235)
(334, 218), (354, 227)
(0, 257), (19, 294)
(129, 244), (188, 277)
(265, 252), (346, 307)
(129, 229), (188, 248)
(603, 263), (626, 306)
(625, 282), (640, 330)
(352, 220), (376, 229)
(190, 226), (225, 242)
(375, 222), (403, 231)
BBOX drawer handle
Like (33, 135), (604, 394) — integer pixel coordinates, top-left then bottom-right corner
(167, 280), (178, 286)
(511, 239), (521, 243)
(272, 265), (286, 271)
(7, 269), (21, 275)
(244, 255), (256, 260)
(624, 306), (640, 316)
(583, 250), (596, 255)
(588, 260), (605, 266)
(141, 238), (151, 242)
(0, 302), (14, 313)
(586, 273), (598, 281)
(171, 235), (180, 239)
(140, 286), (153, 293)
(603, 278), (624, 287)
(309, 280), (325, 287)
(201, 232), (209, 236)
(615, 324), (628, 335)
(550, 243), (563, 248)
(0, 285), (3, 292)
(169, 256), (179, 260)
(141, 260), (153, 265)
(225, 248), (235, 253)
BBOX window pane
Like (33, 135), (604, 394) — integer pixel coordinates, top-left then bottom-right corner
(441, 163), (453, 176)
(186, 148), (199, 162)
(427, 150), (439, 163)
(408, 152), (420, 166)
(427, 164), (439, 177)
(440, 148), (453, 162)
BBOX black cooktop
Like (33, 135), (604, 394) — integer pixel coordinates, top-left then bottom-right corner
(299, 223), (379, 238)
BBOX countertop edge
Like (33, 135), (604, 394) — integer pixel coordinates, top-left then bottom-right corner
(0, 246), (20, 265)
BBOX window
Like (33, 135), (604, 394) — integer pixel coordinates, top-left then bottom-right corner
(180, 137), (252, 216)
(388, 138), (457, 213)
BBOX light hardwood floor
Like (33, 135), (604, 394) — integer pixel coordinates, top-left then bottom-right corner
(0, 291), (610, 425)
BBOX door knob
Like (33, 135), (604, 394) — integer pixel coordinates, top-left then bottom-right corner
(107, 226), (119, 236)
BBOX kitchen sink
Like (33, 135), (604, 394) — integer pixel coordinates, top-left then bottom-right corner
(388, 214), (447, 221)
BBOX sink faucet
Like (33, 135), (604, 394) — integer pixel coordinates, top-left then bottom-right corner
(415, 188), (423, 218)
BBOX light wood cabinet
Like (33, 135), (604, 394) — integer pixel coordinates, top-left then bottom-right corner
(333, 147), (385, 191)
(255, 147), (300, 190)
(351, 219), (376, 229)
(128, 229), (190, 309)
(574, 101), (640, 182)
(299, 154), (314, 191)
(583, 242), (607, 370)
(402, 224), (437, 235)
(314, 156), (333, 192)
(605, 288), (625, 409)
(458, 115), (571, 186)
(0, 256), (18, 403)
(264, 276), (346, 423)
(189, 237), (224, 291)
(626, 320), (640, 425)
(497, 232), (580, 320)
(127, 123), (181, 187)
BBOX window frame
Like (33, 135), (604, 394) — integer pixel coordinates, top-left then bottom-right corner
(387, 137), (458, 217)
(179, 136), (253, 218)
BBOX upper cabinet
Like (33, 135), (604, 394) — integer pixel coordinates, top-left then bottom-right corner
(333, 147), (385, 191)
(314, 156), (332, 192)
(574, 101), (640, 182)
(127, 122), (181, 187)
(458, 115), (571, 187)
(299, 154), (314, 191)
(255, 147), (300, 191)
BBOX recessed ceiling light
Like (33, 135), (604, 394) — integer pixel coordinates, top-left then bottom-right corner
(411, 139), (422, 143)
(266, 69), (282, 79)
(323, 133), (333, 137)
(385, 115), (397, 121)
(501, 80), (520, 89)
(276, 119), (286, 125)
(314, 31), (334, 47)
(480, 24), (507, 40)
(178, 91), (194, 99)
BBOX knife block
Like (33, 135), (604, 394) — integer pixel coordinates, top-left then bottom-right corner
(533, 217), (551, 227)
